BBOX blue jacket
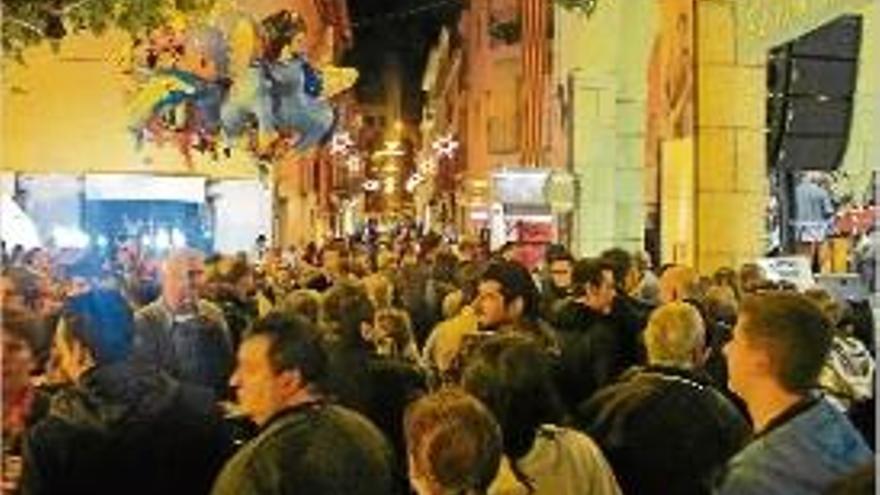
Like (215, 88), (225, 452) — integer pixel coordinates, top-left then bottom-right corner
(716, 396), (872, 495)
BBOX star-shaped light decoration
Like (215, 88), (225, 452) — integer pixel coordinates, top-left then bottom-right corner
(363, 179), (381, 192)
(330, 131), (354, 155)
(432, 134), (459, 159)
(373, 140), (405, 158)
(384, 177), (396, 194)
(406, 172), (425, 193)
(418, 158), (438, 175)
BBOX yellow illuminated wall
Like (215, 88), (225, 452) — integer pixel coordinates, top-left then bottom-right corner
(1, 32), (259, 178)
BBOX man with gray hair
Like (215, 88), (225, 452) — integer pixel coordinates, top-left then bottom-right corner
(134, 249), (233, 397)
(576, 302), (750, 495)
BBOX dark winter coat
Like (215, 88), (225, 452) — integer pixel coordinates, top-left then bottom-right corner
(20, 362), (231, 495)
(211, 401), (394, 495)
(576, 366), (751, 495)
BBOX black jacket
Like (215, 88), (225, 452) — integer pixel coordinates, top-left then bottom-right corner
(553, 300), (622, 413)
(21, 362), (231, 495)
(575, 366), (751, 495)
(211, 402), (394, 495)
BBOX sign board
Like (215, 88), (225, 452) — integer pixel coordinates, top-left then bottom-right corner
(755, 256), (815, 291)
(493, 168), (550, 205)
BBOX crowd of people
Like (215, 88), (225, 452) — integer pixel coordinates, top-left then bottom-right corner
(1, 234), (876, 494)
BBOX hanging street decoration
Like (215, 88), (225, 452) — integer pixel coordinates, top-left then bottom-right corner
(330, 131), (355, 156)
(121, 7), (358, 168)
(418, 158), (438, 175)
(362, 179), (381, 192)
(431, 133), (459, 159)
(406, 172), (425, 193)
(373, 140), (405, 159)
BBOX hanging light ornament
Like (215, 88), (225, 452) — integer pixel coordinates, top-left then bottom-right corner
(373, 140), (405, 158)
(406, 172), (425, 193)
(330, 131), (354, 155)
(418, 158), (438, 175)
(432, 134), (459, 159)
(363, 179), (381, 192)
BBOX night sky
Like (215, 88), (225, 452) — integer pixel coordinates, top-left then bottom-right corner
(345, 0), (462, 122)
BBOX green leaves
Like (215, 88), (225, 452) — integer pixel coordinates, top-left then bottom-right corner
(1, 0), (216, 61)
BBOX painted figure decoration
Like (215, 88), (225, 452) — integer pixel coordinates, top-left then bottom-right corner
(126, 7), (358, 167)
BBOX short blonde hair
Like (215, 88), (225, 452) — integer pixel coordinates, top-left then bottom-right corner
(644, 302), (705, 368)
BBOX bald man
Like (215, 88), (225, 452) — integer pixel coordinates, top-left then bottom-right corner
(133, 249), (233, 397)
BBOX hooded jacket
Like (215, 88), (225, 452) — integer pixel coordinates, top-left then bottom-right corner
(21, 362), (231, 495)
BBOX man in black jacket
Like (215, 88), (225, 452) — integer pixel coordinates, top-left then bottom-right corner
(576, 302), (751, 495)
(21, 289), (231, 495)
(552, 257), (620, 412)
(211, 312), (394, 495)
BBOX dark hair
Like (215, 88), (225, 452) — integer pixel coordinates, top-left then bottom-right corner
(405, 388), (503, 494)
(480, 261), (539, 321)
(544, 244), (571, 264)
(247, 311), (327, 383)
(461, 334), (564, 462)
(572, 257), (613, 295)
(322, 281), (374, 348)
(600, 248), (633, 290)
(61, 290), (134, 365)
(738, 292), (833, 393)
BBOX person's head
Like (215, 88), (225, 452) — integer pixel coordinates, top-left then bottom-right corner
(738, 263), (766, 295)
(476, 261), (539, 330)
(703, 285), (738, 326)
(280, 289), (322, 325)
(224, 258), (255, 299)
(600, 247), (639, 295)
(461, 334), (564, 461)
(803, 287), (843, 329)
(322, 281), (375, 348)
(546, 251), (574, 291)
(644, 302), (706, 369)
(230, 312), (327, 426)
(658, 264), (701, 304)
(363, 273), (394, 310)
(572, 257), (616, 314)
(321, 240), (349, 276)
(161, 248), (205, 312)
(372, 308), (416, 359)
(54, 289), (134, 382)
(724, 292), (832, 403)
(405, 388), (503, 495)
(2, 306), (40, 395)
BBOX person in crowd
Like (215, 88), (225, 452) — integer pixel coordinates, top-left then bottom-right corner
(320, 281), (426, 490)
(600, 247), (654, 366)
(716, 292), (873, 494)
(700, 285), (741, 395)
(371, 308), (419, 363)
(737, 263), (766, 296)
(421, 261), (482, 384)
(712, 266), (740, 300)
(539, 247), (575, 322)
(21, 289), (231, 495)
(577, 302), (751, 495)
(212, 257), (258, 352)
(2, 308), (51, 492)
(404, 388), (503, 495)
(552, 257), (621, 412)
(632, 250), (661, 305)
(362, 271), (395, 311)
(133, 248), (233, 397)
(279, 288), (322, 325)
(475, 260), (559, 354)
(461, 334), (621, 494)
(320, 239), (351, 285)
(658, 264), (702, 304)
(211, 312), (393, 495)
